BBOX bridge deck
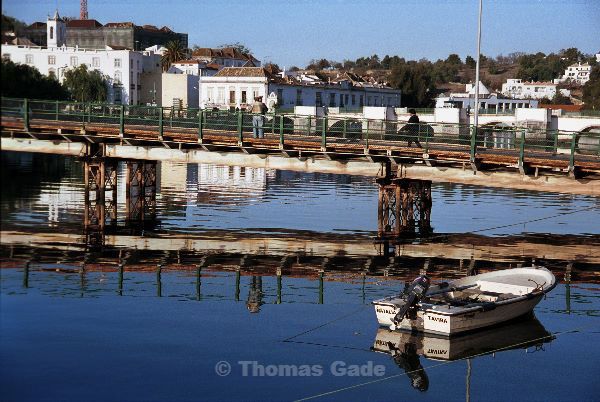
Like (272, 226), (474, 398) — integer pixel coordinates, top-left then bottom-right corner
(3, 117), (600, 174)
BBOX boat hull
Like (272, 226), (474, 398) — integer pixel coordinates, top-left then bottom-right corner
(374, 293), (544, 335)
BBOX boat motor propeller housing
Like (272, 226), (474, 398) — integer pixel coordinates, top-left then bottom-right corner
(391, 275), (431, 329)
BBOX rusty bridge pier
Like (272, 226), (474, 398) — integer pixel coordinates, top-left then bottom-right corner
(83, 157), (118, 231)
(83, 144), (157, 244)
(125, 161), (157, 223)
(377, 175), (432, 238)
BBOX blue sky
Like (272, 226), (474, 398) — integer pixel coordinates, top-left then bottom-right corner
(2, 0), (599, 67)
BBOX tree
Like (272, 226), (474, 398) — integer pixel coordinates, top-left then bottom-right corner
(465, 56), (476, 69)
(1, 59), (69, 100)
(446, 54), (462, 65)
(582, 65), (600, 110)
(62, 65), (108, 102)
(388, 60), (436, 107)
(161, 40), (187, 71)
(1, 14), (27, 35)
(560, 47), (584, 64)
(218, 42), (252, 55)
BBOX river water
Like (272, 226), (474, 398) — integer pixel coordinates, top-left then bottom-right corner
(1, 151), (599, 402)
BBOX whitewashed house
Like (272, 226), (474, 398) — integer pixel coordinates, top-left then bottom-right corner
(199, 67), (401, 111)
(554, 62), (593, 85)
(501, 79), (570, 100)
(167, 59), (219, 77)
(0, 11), (162, 104)
(436, 81), (539, 110)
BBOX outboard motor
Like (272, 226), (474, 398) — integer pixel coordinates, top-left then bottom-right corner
(391, 275), (431, 327)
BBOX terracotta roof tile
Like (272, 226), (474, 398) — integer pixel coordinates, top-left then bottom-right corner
(214, 67), (269, 78)
(66, 19), (103, 28)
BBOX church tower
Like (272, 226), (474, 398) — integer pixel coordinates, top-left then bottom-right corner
(47, 10), (66, 48)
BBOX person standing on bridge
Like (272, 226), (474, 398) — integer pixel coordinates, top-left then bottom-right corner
(406, 109), (422, 148)
(251, 96), (268, 139)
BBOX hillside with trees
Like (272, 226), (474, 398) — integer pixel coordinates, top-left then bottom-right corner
(299, 48), (597, 107)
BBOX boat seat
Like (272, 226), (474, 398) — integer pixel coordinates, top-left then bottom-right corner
(476, 280), (534, 295)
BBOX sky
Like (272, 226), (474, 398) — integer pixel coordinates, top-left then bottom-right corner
(2, 0), (599, 68)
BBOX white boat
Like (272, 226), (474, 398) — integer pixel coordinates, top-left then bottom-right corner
(373, 267), (556, 336)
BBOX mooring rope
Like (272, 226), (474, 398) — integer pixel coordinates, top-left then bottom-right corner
(282, 305), (371, 342)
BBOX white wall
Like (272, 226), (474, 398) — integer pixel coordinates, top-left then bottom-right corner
(1, 44), (159, 105)
(161, 73), (200, 109)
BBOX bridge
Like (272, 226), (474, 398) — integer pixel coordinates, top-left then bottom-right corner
(2, 97), (599, 237)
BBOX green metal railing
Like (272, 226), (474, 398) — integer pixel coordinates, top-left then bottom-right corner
(2, 97), (599, 164)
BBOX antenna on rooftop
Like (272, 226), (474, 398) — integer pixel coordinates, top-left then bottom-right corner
(80, 0), (88, 19)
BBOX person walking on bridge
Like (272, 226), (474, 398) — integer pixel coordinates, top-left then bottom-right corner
(251, 96), (268, 139)
(406, 108), (422, 148)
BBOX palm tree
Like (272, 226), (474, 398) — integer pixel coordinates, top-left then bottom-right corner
(161, 40), (187, 72)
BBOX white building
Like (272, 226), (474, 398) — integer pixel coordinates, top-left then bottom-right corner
(167, 59), (219, 77)
(501, 79), (570, 100)
(554, 62), (593, 85)
(191, 47), (260, 68)
(200, 67), (401, 111)
(436, 81), (539, 110)
(0, 11), (161, 104)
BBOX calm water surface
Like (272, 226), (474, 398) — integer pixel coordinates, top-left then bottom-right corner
(1, 152), (599, 402)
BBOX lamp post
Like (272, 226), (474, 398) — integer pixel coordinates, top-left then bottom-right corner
(472, 0), (483, 163)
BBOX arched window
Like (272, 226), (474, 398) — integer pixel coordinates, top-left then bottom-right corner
(50, 27), (54, 39)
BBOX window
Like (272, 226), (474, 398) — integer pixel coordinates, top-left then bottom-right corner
(92, 57), (100, 67)
(25, 54), (33, 64)
(339, 93), (344, 107)
(351, 94), (356, 105)
(229, 90), (236, 104)
(114, 58), (121, 68)
(70, 56), (78, 66)
(48, 68), (56, 79)
(218, 87), (225, 103)
(296, 89), (303, 106)
(329, 93), (335, 107)
(50, 27), (54, 39)
(48, 55), (56, 65)
(316, 92), (322, 107)
(114, 87), (122, 103)
(114, 71), (122, 84)
(277, 89), (283, 104)
(359, 95), (363, 107)
(207, 88), (213, 101)
(241, 90), (247, 103)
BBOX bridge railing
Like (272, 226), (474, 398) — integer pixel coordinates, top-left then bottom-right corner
(2, 97), (599, 162)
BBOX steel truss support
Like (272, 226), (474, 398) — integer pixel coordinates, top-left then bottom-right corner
(84, 158), (118, 231)
(377, 178), (432, 237)
(125, 161), (157, 222)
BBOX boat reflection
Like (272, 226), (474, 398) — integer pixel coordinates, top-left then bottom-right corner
(372, 316), (554, 391)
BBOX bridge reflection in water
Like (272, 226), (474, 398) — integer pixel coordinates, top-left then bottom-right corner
(3, 227), (598, 313)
